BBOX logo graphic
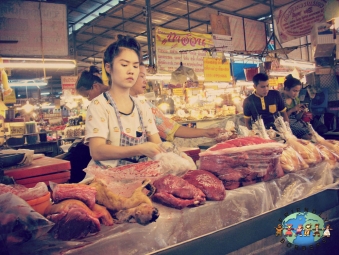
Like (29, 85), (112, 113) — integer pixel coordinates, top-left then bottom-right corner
(275, 209), (332, 250)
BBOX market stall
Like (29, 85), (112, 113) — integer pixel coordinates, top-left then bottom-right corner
(3, 161), (339, 255)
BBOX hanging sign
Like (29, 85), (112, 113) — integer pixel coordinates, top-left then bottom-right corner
(61, 76), (77, 96)
(203, 58), (231, 82)
(274, 0), (326, 43)
(155, 27), (214, 76)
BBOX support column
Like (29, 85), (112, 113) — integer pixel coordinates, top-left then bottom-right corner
(145, 0), (154, 66)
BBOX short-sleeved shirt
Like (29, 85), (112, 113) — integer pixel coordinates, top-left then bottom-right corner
(135, 98), (180, 142)
(243, 90), (286, 126)
(84, 94), (159, 168)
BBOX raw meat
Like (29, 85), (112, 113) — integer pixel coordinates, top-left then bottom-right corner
(209, 137), (274, 152)
(152, 174), (206, 209)
(199, 137), (285, 190)
(45, 199), (102, 240)
(182, 170), (225, 201)
(52, 183), (97, 209)
(0, 182), (48, 201)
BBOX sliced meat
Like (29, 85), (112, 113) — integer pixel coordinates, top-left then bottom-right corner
(45, 199), (101, 240)
(152, 174), (206, 209)
(52, 184), (97, 209)
(182, 170), (225, 201)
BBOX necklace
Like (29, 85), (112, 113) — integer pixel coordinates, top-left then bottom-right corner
(118, 96), (135, 115)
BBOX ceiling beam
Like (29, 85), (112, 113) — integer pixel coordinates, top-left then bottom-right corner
(77, 0), (167, 61)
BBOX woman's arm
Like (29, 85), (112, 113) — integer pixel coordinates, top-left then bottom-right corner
(174, 126), (220, 138)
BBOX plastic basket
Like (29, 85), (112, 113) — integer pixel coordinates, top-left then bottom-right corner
(244, 67), (259, 82)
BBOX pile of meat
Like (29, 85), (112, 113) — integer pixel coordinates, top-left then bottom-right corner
(152, 170), (225, 209)
(199, 137), (285, 190)
(44, 180), (159, 240)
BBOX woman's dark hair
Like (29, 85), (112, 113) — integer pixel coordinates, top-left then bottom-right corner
(253, 73), (269, 86)
(103, 35), (141, 85)
(89, 65), (100, 75)
(76, 70), (103, 92)
(284, 74), (301, 90)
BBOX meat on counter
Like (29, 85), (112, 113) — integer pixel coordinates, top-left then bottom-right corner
(45, 199), (113, 241)
(152, 174), (206, 209)
(182, 170), (225, 201)
(52, 183), (97, 209)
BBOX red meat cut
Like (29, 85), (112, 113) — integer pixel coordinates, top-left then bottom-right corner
(52, 183), (97, 209)
(152, 174), (206, 209)
(182, 170), (225, 201)
(45, 199), (103, 240)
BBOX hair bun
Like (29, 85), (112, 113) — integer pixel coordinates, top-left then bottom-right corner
(285, 74), (293, 80)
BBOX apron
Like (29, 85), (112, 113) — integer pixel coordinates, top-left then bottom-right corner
(96, 92), (148, 167)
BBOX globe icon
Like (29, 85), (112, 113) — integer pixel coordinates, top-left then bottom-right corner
(282, 212), (325, 246)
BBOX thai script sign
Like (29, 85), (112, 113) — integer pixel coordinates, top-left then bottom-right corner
(155, 27), (214, 76)
(61, 76), (77, 96)
(203, 58), (231, 82)
(274, 0), (326, 43)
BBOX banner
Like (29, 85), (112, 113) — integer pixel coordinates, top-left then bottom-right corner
(61, 76), (77, 96)
(274, 0), (326, 43)
(155, 27), (214, 76)
(203, 58), (231, 82)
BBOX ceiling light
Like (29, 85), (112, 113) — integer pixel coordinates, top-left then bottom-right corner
(8, 79), (48, 87)
(0, 62), (76, 69)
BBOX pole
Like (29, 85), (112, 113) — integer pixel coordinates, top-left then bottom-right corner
(187, 0), (191, 32)
(72, 24), (78, 75)
(146, 0), (154, 66)
(270, 0), (276, 51)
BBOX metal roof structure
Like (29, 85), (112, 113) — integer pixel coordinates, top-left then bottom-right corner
(2, 0), (296, 97)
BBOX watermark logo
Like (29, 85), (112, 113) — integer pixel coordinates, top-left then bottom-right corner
(275, 208), (332, 250)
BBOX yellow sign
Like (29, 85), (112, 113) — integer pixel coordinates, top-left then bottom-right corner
(203, 58), (231, 82)
(155, 27), (214, 75)
(277, 77), (285, 83)
(269, 78), (278, 87)
(172, 88), (184, 96)
(4, 88), (16, 104)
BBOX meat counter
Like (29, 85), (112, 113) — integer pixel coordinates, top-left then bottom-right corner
(8, 161), (339, 255)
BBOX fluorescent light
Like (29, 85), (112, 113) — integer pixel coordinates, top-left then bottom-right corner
(8, 79), (48, 87)
(280, 59), (315, 69)
(0, 62), (76, 69)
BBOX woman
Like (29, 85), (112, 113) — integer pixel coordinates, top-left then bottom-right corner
(85, 36), (163, 168)
(130, 62), (221, 141)
(281, 75), (311, 140)
(76, 70), (109, 100)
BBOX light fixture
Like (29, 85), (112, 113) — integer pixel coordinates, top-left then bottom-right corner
(21, 101), (34, 113)
(0, 62), (76, 69)
(279, 59), (315, 69)
(8, 79), (48, 87)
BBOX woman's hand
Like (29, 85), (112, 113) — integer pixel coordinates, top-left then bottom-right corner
(202, 127), (222, 138)
(292, 104), (305, 113)
(137, 142), (165, 159)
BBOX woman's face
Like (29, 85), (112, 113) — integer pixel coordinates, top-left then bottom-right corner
(285, 85), (302, 99)
(77, 82), (108, 101)
(106, 48), (140, 89)
(131, 65), (147, 96)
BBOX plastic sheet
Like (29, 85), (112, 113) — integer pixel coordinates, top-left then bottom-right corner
(11, 161), (337, 255)
(0, 193), (54, 252)
(279, 146), (309, 173)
